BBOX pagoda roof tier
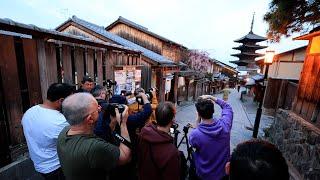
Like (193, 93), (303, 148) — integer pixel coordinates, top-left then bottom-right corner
(231, 52), (264, 58)
(230, 60), (249, 66)
(230, 59), (258, 65)
(236, 65), (260, 72)
(232, 44), (267, 51)
(234, 32), (267, 43)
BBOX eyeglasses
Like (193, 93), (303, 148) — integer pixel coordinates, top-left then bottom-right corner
(86, 105), (102, 117)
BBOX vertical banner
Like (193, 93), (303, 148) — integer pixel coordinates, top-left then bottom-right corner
(135, 69), (141, 89)
(114, 70), (126, 94)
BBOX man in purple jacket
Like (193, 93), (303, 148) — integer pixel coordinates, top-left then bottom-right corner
(189, 95), (233, 180)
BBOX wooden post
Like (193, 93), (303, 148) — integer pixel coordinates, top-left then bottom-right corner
(103, 50), (110, 80)
(87, 49), (94, 78)
(96, 50), (103, 85)
(193, 81), (197, 101)
(45, 42), (58, 85)
(157, 68), (165, 102)
(106, 50), (116, 81)
(22, 39), (42, 106)
(61, 45), (73, 84)
(173, 72), (178, 104)
(185, 79), (189, 101)
(36, 39), (47, 100)
(74, 47), (85, 87)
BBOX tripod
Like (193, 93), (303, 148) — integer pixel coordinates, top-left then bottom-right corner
(175, 123), (193, 162)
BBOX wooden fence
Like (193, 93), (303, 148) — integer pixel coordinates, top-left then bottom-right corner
(263, 78), (298, 112)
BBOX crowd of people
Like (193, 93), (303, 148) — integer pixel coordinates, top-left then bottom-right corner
(21, 76), (289, 180)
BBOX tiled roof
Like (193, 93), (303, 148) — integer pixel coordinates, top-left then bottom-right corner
(0, 18), (138, 53)
(0, 30), (32, 38)
(232, 44), (268, 50)
(234, 32), (267, 43)
(231, 52), (264, 57)
(106, 16), (187, 49)
(62, 16), (175, 65)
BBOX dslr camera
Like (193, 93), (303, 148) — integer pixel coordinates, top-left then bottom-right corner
(105, 79), (117, 89)
(135, 88), (154, 105)
(107, 103), (125, 117)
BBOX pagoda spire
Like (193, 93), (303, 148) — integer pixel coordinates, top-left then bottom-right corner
(250, 12), (255, 33)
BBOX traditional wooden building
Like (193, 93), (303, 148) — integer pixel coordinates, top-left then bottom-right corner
(106, 16), (188, 64)
(257, 46), (307, 115)
(106, 16), (189, 102)
(292, 28), (320, 127)
(0, 18), (140, 167)
(56, 16), (180, 102)
(267, 28), (320, 180)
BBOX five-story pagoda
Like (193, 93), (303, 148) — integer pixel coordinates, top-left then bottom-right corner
(230, 14), (267, 74)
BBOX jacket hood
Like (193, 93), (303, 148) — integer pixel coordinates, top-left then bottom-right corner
(198, 119), (224, 137)
(139, 124), (173, 144)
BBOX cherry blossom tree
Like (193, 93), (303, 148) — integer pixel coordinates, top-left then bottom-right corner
(185, 49), (212, 73)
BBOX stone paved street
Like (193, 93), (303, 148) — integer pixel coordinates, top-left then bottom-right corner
(175, 87), (274, 154)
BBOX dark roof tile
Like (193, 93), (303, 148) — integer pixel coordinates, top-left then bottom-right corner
(70, 16), (175, 65)
(106, 16), (187, 49)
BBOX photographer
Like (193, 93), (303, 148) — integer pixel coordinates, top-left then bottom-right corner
(92, 86), (152, 144)
(189, 95), (233, 180)
(57, 93), (131, 180)
(128, 88), (158, 124)
(107, 92), (152, 180)
(91, 85), (116, 143)
(137, 102), (180, 180)
(110, 92), (152, 143)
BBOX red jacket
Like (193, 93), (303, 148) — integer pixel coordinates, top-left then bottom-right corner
(137, 124), (180, 180)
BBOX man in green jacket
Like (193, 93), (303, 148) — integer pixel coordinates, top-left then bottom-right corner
(57, 93), (131, 180)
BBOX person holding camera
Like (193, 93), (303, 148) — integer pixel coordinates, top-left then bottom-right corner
(128, 88), (158, 124)
(57, 93), (131, 180)
(107, 92), (152, 142)
(137, 102), (181, 180)
(91, 85), (117, 143)
(189, 95), (233, 180)
(106, 92), (152, 180)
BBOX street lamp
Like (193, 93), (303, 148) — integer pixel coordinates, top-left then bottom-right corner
(252, 49), (275, 138)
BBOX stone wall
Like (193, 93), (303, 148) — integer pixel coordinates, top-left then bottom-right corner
(267, 109), (320, 180)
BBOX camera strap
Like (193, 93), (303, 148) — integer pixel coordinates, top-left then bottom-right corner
(112, 131), (132, 149)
